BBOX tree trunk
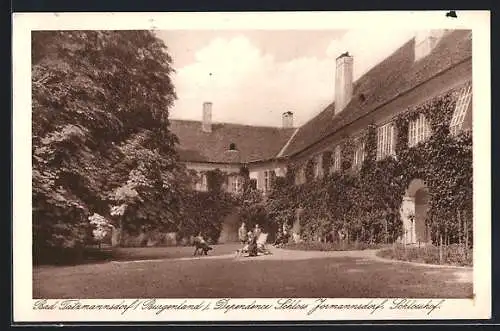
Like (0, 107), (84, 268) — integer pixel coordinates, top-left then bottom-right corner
(465, 217), (469, 259)
(439, 234), (443, 264)
(444, 224), (448, 258)
(385, 218), (388, 244)
(118, 217), (124, 247)
(458, 210), (462, 245)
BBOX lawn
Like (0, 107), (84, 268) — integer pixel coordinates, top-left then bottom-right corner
(111, 244), (241, 261)
(34, 246), (472, 299)
(36, 244), (242, 266)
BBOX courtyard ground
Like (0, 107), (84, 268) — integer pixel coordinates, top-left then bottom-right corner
(33, 244), (472, 299)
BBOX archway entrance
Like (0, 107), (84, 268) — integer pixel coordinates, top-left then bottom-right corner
(217, 208), (241, 243)
(399, 179), (431, 245)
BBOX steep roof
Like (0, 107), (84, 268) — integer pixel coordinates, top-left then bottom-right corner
(170, 120), (295, 163)
(280, 29), (472, 158)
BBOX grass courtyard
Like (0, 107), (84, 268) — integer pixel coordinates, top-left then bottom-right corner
(33, 244), (472, 299)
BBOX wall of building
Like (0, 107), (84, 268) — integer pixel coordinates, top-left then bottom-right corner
(184, 161), (241, 173)
(248, 160), (287, 192)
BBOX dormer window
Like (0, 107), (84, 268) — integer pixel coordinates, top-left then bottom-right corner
(359, 93), (366, 103)
(229, 143), (237, 151)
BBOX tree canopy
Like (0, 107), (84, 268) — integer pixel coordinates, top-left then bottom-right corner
(32, 31), (186, 251)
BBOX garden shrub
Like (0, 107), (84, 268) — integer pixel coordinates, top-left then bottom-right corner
(283, 241), (387, 252)
(377, 244), (472, 266)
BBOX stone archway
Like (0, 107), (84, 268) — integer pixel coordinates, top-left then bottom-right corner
(399, 179), (431, 245)
(289, 208), (303, 243)
(217, 208), (241, 244)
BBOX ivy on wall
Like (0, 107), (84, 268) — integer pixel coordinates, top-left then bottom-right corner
(266, 89), (473, 247)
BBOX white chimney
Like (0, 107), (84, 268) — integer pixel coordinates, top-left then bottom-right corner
(414, 30), (445, 62)
(202, 102), (212, 133)
(282, 111), (294, 128)
(334, 52), (354, 114)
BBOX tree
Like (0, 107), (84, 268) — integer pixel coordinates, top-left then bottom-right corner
(32, 31), (181, 255)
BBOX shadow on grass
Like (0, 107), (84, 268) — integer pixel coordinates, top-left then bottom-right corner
(34, 244), (243, 266)
(34, 254), (472, 299)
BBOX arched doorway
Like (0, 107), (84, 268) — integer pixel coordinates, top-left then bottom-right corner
(289, 208), (303, 243)
(399, 179), (431, 245)
(217, 208), (241, 244)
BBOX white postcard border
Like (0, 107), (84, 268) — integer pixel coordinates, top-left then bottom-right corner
(12, 11), (491, 322)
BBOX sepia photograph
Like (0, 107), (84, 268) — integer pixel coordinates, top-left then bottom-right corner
(13, 11), (491, 322)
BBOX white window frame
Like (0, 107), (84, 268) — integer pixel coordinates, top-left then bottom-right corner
(450, 82), (472, 136)
(408, 113), (431, 147)
(331, 145), (341, 173)
(353, 140), (365, 169)
(199, 173), (207, 191)
(313, 154), (323, 178)
(295, 166), (306, 185)
(231, 176), (241, 193)
(377, 123), (395, 160)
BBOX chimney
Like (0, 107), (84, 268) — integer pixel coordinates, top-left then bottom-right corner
(282, 111), (294, 128)
(334, 52), (354, 114)
(414, 30), (445, 62)
(202, 102), (212, 133)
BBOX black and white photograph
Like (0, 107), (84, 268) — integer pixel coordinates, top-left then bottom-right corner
(13, 11), (491, 322)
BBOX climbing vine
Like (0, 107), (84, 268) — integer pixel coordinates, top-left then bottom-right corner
(265, 87), (473, 248)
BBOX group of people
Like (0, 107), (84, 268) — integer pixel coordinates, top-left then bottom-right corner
(238, 222), (264, 257)
(272, 226), (291, 247)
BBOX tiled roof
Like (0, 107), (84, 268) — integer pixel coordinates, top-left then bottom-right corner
(280, 29), (472, 158)
(170, 120), (295, 163)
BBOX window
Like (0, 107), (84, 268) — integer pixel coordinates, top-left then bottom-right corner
(229, 142), (237, 150)
(263, 170), (276, 191)
(196, 173), (208, 192)
(353, 140), (365, 169)
(450, 82), (472, 135)
(408, 113), (431, 147)
(295, 166), (306, 185)
(377, 123), (395, 160)
(231, 176), (242, 193)
(331, 145), (341, 173)
(313, 154), (323, 178)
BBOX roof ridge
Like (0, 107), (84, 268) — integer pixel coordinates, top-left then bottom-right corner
(170, 118), (291, 130)
(282, 55), (471, 158)
(279, 29), (472, 158)
(276, 127), (300, 158)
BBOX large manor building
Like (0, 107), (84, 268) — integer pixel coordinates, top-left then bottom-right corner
(170, 29), (473, 245)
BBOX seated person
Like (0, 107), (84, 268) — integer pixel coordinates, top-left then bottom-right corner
(247, 231), (258, 257)
(193, 233), (213, 256)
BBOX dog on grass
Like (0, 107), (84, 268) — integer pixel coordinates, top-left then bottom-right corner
(193, 235), (213, 256)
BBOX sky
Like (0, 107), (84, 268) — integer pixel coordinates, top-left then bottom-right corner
(156, 29), (418, 127)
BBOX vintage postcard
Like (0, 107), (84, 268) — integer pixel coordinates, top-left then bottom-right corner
(12, 11), (491, 322)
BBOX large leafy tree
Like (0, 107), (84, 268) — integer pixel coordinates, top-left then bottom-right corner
(32, 31), (182, 252)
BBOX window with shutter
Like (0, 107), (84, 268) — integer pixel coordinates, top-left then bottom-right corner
(450, 82), (472, 135)
(331, 145), (341, 173)
(408, 113), (431, 147)
(377, 123), (395, 160)
(353, 140), (365, 169)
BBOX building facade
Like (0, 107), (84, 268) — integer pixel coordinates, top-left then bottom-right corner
(169, 29), (473, 244)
